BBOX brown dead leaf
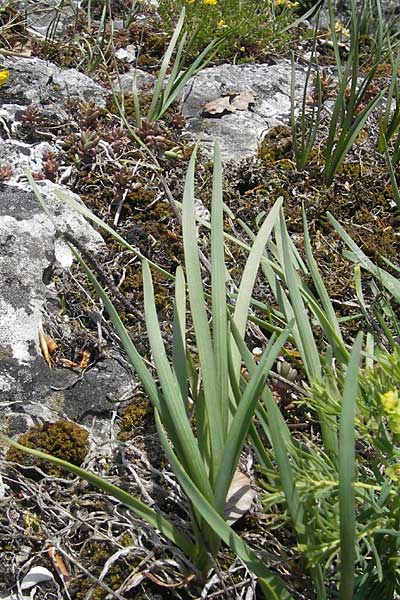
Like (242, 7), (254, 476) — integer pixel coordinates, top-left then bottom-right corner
(202, 95), (232, 115)
(47, 546), (70, 581)
(230, 90), (256, 111)
(143, 571), (195, 588)
(202, 90), (256, 116)
(60, 358), (81, 369)
(78, 349), (91, 369)
(39, 327), (53, 368)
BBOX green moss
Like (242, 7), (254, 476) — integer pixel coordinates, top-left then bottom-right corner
(257, 126), (293, 166)
(118, 399), (152, 441)
(6, 420), (89, 478)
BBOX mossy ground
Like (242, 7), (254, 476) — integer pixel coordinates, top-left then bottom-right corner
(6, 420), (89, 477)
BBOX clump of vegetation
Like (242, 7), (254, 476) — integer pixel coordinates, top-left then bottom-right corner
(159, 0), (306, 62)
(6, 420), (89, 477)
(3, 0), (400, 597)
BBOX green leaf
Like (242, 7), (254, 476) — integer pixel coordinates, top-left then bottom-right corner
(147, 8), (186, 120)
(214, 326), (291, 510)
(339, 332), (363, 600)
(279, 210), (321, 381)
(172, 265), (188, 408)
(182, 145), (223, 480)
(142, 260), (214, 502)
(211, 140), (229, 441)
(232, 197), (283, 380)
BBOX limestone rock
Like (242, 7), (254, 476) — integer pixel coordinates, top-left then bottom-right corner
(0, 183), (131, 437)
(20, 0), (82, 41)
(1, 56), (108, 107)
(182, 60), (309, 161)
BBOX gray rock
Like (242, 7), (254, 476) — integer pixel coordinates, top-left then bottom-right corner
(21, 0), (82, 41)
(0, 184), (132, 436)
(0, 138), (56, 186)
(0, 56), (134, 439)
(0, 56), (108, 183)
(0, 184), (102, 363)
(181, 60), (309, 161)
(2, 56), (108, 107)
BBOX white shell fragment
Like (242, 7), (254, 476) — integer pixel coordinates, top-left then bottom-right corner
(20, 566), (54, 590)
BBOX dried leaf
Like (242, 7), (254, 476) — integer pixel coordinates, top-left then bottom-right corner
(143, 571), (195, 588)
(60, 358), (81, 369)
(202, 90), (256, 116)
(78, 349), (91, 369)
(47, 546), (70, 581)
(46, 336), (58, 355)
(224, 470), (256, 525)
(202, 95), (231, 115)
(38, 327), (52, 368)
(230, 90), (256, 111)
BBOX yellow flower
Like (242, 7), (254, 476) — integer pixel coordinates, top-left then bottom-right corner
(217, 18), (226, 28)
(203, 0), (217, 4)
(335, 21), (350, 37)
(274, 0), (298, 7)
(389, 417), (400, 434)
(386, 464), (400, 482)
(186, 0), (195, 3)
(0, 69), (9, 87)
(381, 390), (400, 434)
(380, 390), (399, 415)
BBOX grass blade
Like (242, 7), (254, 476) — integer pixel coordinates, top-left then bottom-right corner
(214, 327), (291, 509)
(232, 197), (283, 380)
(173, 265), (188, 408)
(182, 145), (223, 480)
(147, 8), (185, 120)
(142, 260), (214, 501)
(211, 141), (229, 440)
(279, 210), (321, 381)
(339, 332), (363, 600)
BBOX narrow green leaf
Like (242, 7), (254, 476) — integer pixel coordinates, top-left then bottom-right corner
(172, 265), (188, 409)
(147, 8), (185, 120)
(182, 145), (223, 479)
(302, 205), (344, 345)
(211, 140), (229, 440)
(232, 197), (283, 379)
(142, 260), (214, 501)
(279, 210), (321, 381)
(339, 332), (363, 600)
(214, 326), (291, 509)
(263, 388), (305, 536)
